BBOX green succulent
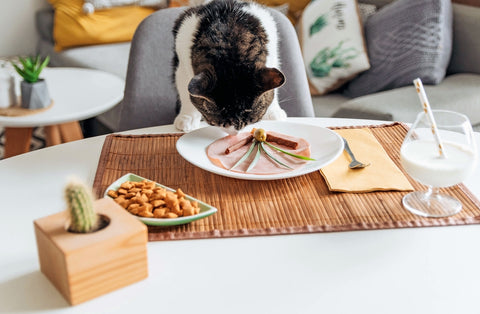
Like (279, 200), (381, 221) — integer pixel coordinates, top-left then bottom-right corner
(11, 55), (50, 83)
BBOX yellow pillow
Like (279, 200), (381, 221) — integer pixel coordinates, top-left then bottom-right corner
(49, 0), (156, 51)
(254, 0), (310, 23)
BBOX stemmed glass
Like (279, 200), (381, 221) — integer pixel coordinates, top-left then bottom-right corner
(400, 110), (478, 217)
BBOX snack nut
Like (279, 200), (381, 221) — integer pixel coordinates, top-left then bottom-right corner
(107, 180), (200, 218)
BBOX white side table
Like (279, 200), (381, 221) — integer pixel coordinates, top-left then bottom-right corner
(0, 67), (124, 158)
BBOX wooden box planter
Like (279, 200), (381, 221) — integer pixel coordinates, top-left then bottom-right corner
(34, 198), (148, 305)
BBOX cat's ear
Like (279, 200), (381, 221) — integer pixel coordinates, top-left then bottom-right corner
(258, 67), (285, 92)
(188, 71), (216, 102)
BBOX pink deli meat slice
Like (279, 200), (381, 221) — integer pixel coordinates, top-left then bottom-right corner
(206, 131), (311, 175)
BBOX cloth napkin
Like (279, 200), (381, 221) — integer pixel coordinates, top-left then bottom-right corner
(320, 128), (414, 193)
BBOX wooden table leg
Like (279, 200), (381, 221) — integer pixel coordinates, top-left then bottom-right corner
(4, 127), (33, 158)
(3, 121), (84, 158)
(44, 125), (62, 146)
(58, 121), (84, 143)
(44, 121), (84, 148)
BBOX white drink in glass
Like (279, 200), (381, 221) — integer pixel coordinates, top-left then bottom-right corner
(400, 110), (478, 217)
(401, 140), (477, 188)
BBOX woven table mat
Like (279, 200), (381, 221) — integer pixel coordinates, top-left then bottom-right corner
(93, 122), (480, 241)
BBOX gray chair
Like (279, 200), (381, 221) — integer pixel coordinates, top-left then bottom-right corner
(115, 7), (314, 132)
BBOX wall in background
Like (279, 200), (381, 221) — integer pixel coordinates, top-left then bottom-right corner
(0, 0), (50, 57)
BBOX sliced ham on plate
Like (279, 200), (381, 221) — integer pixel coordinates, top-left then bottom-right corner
(206, 131), (312, 175)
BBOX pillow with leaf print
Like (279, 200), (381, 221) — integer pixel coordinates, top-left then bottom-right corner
(298, 0), (370, 95)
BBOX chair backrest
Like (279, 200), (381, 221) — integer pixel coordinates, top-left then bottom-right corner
(116, 6), (313, 131)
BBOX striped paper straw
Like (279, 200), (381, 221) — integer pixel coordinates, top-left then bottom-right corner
(413, 78), (447, 158)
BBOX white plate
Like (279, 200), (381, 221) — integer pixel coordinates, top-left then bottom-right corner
(176, 121), (344, 180)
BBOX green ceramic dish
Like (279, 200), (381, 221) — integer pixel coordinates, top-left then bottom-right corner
(103, 173), (217, 226)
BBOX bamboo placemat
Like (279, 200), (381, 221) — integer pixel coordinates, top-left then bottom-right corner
(93, 122), (480, 241)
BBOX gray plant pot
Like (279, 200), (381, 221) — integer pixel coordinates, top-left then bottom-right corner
(20, 79), (51, 109)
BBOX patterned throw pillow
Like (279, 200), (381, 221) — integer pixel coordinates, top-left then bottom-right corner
(343, 0), (453, 98)
(298, 0), (370, 95)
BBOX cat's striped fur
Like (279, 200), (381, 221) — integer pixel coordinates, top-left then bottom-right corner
(172, 0), (286, 133)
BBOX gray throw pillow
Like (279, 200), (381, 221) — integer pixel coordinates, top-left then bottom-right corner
(343, 0), (452, 98)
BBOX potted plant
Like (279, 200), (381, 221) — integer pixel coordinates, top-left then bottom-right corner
(11, 55), (51, 109)
(34, 179), (148, 305)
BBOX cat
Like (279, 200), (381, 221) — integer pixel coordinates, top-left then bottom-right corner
(172, 0), (287, 134)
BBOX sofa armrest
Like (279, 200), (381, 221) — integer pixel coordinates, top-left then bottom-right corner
(35, 8), (55, 45)
(447, 3), (480, 75)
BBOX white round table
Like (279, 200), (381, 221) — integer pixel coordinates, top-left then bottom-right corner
(0, 67), (124, 158)
(0, 117), (479, 314)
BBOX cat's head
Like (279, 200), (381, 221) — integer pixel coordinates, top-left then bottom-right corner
(187, 66), (285, 131)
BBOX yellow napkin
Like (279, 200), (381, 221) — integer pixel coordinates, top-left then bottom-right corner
(320, 128), (414, 193)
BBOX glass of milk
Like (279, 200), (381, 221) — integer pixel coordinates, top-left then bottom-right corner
(400, 110), (478, 217)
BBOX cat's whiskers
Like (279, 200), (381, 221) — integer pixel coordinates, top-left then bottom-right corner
(278, 96), (295, 105)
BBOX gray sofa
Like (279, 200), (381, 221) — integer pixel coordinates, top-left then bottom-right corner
(36, 0), (480, 133)
(313, 1), (480, 130)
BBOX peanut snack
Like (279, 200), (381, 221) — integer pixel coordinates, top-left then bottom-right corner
(107, 180), (200, 218)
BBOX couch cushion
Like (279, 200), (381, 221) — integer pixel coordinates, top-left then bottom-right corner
(447, 4), (480, 75)
(333, 73), (480, 126)
(312, 93), (350, 118)
(343, 0), (453, 98)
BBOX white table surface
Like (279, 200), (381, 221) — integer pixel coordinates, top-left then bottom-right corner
(0, 67), (125, 128)
(0, 117), (479, 314)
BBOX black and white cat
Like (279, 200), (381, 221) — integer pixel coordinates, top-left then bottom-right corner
(172, 0), (287, 133)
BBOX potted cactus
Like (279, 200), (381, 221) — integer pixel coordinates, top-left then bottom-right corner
(11, 55), (51, 109)
(34, 179), (148, 305)
(64, 179), (108, 233)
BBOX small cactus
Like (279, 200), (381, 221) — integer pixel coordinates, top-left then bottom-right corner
(65, 179), (99, 233)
